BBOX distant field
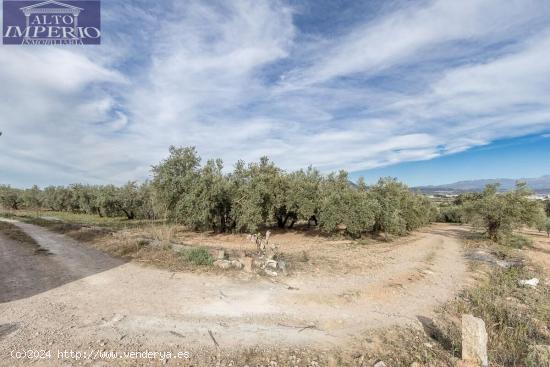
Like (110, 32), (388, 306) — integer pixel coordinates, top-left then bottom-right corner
(0, 209), (152, 229)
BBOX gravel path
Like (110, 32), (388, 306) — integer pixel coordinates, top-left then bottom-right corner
(0, 220), (467, 366)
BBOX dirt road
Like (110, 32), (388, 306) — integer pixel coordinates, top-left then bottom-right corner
(0, 221), (467, 366)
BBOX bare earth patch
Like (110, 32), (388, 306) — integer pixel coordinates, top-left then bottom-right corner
(0, 221), (468, 366)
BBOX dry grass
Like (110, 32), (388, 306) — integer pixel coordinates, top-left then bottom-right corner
(364, 228), (550, 367)
(363, 327), (456, 366)
(434, 266), (550, 366)
(147, 223), (179, 243)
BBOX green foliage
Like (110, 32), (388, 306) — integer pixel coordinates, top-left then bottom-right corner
(544, 199), (550, 217)
(501, 233), (533, 249)
(182, 247), (213, 266)
(318, 171), (377, 237)
(22, 185), (42, 210)
(151, 146), (202, 219)
(152, 147), (231, 230)
(462, 183), (542, 241)
(1, 181), (155, 220)
(229, 157), (288, 232)
(438, 203), (463, 223)
(2, 147), (437, 237)
(369, 177), (436, 239)
(0, 185), (22, 210)
(151, 148), (436, 237)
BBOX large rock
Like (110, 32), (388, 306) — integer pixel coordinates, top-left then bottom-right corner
(462, 314), (488, 367)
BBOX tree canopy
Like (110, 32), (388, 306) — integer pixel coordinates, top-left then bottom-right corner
(1, 146), (437, 238)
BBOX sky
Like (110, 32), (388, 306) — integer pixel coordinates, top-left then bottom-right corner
(1, 0), (550, 188)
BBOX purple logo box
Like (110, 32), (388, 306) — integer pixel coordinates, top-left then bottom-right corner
(3, 0), (100, 45)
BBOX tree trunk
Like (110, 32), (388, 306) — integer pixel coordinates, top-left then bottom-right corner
(121, 208), (134, 220)
(276, 215), (285, 228)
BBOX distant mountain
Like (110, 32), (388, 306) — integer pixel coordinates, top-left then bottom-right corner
(415, 175), (550, 195)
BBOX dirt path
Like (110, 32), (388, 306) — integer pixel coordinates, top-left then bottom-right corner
(0, 221), (467, 366)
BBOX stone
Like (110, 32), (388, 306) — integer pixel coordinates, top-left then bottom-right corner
(265, 260), (278, 269)
(264, 269), (278, 277)
(409, 363), (421, 367)
(213, 260), (232, 270)
(373, 362), (387, 367)
(518, 278), (539, 288)
(461, 314), (488, 367)
(526, 345), (550, 367)
(217, 250), (225, 260)
(239, 257), (254, 273)
(230, 260), (243, 269)
(265, 230), (271, 243)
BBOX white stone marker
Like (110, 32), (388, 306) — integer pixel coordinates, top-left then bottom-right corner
(462, 314), (488, 367)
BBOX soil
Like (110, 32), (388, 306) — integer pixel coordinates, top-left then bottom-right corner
(0, 220), (468, 366)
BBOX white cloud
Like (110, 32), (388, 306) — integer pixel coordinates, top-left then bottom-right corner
(1, 0), (550, 187)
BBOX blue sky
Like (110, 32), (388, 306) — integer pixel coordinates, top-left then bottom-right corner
(352, 134), (550, 186)
(1, 0), (550, 187)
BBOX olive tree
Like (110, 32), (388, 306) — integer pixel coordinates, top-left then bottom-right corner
(318, 171), (378, 237)
(370, 178), (408, 239)
(229, 157), (284, 232)
(284, 167), (322, 227)
(0, 185), (21, 210)
(152, 146), (201, 221)
(462, 183), (541, 241)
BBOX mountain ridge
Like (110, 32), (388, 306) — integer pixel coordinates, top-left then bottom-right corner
(415, 174), (550, 194)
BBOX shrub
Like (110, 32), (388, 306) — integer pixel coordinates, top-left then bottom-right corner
(183, 247), (213, 266)
(502, 233), (533, 249)
(438, 204), (463, 223)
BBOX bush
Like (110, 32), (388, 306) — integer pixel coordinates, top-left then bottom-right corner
(438, 204), (463, 223)
(502, 233), (533, 249)
(182, 247), (213, 266)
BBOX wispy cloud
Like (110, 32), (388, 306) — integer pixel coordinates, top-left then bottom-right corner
(1, 0), (550, 186)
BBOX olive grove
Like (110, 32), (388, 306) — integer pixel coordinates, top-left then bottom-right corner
(1, 146), (437, 238)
